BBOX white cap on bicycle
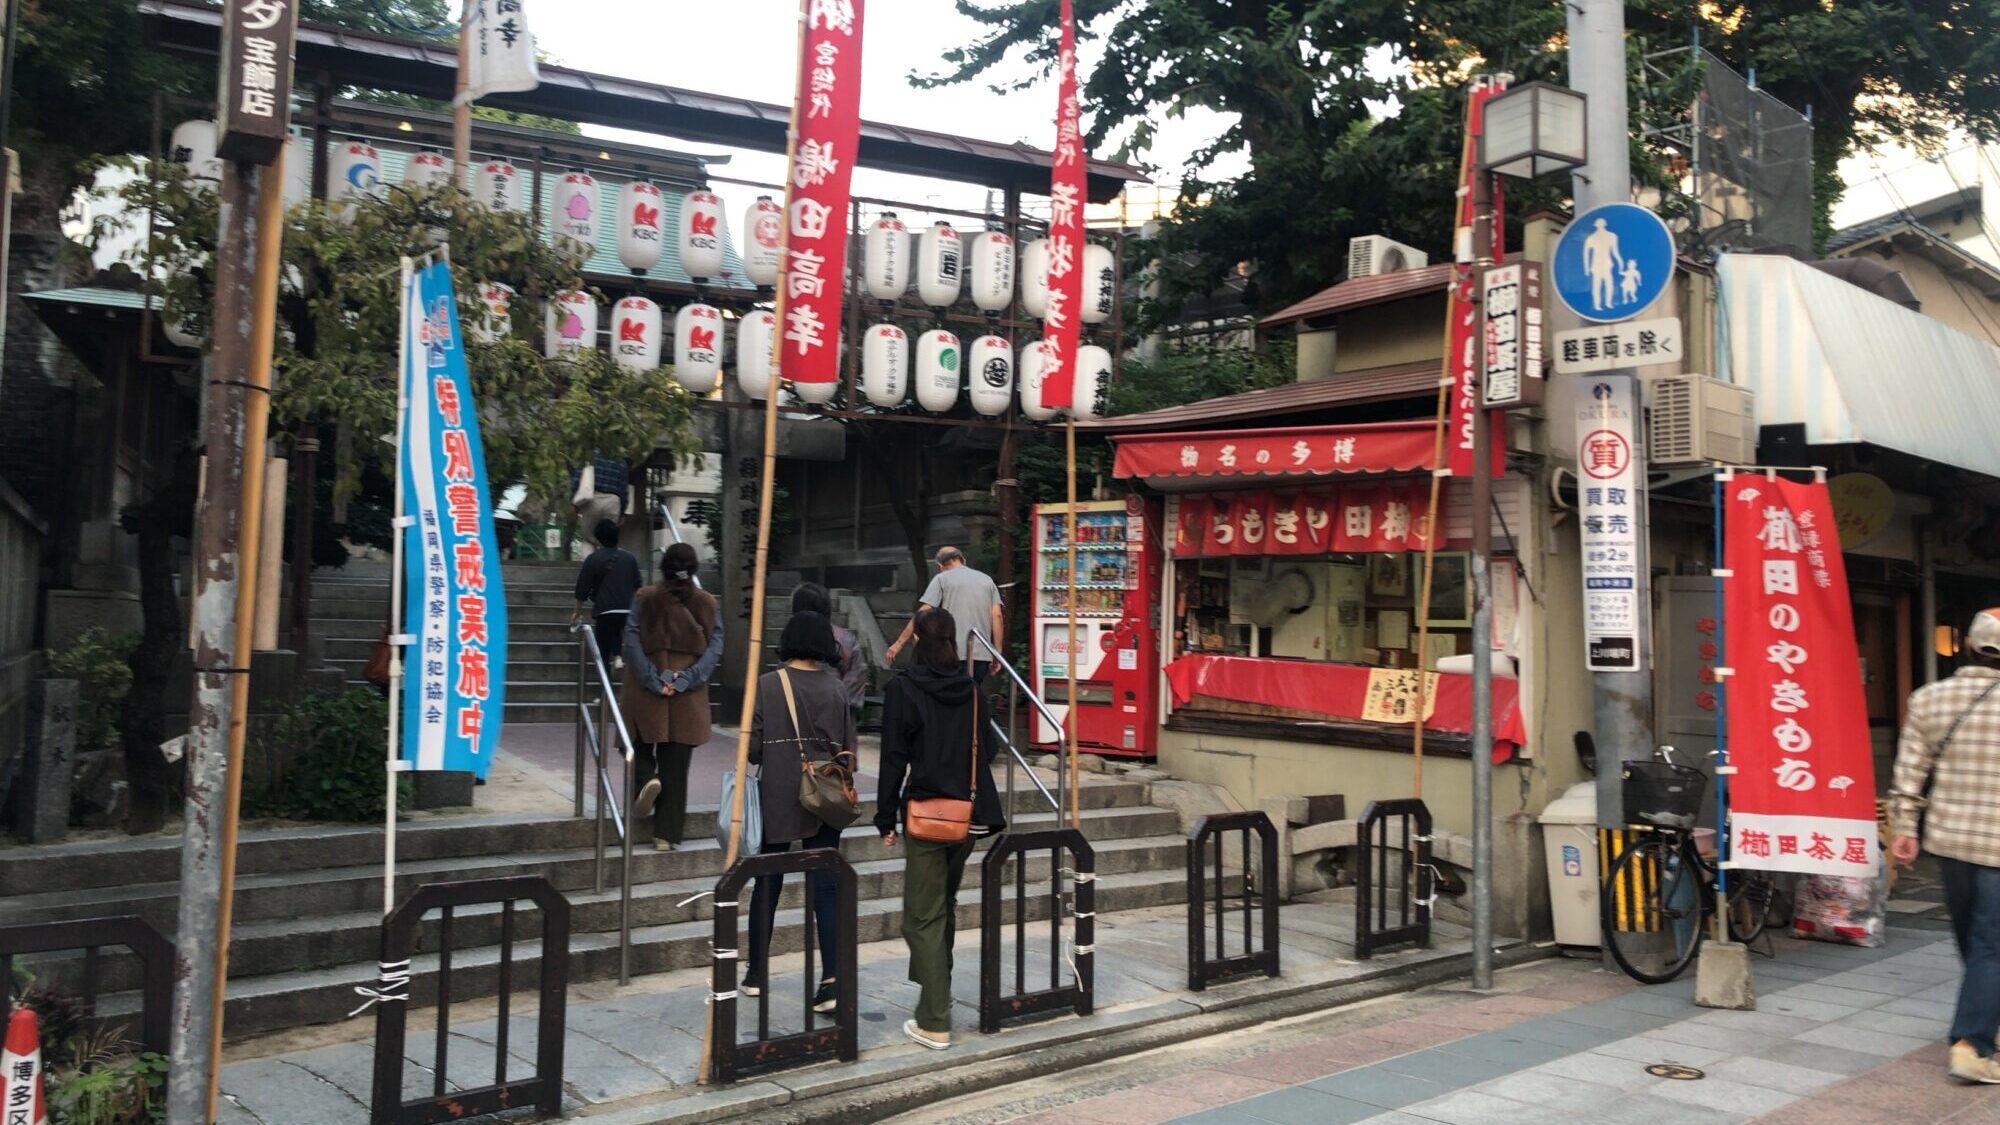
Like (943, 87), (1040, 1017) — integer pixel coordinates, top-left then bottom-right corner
(1969, 608), (2000, 658)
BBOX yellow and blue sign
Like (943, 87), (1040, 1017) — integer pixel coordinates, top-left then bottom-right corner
(1552, 203), (1676, 323)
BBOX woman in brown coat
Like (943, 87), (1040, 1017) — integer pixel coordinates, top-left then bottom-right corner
(622, 542), (723, 850)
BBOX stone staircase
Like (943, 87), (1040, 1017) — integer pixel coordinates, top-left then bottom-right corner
(0, 780), (1194, 1041)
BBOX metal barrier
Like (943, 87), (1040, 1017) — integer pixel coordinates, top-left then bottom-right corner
(370, 877), (569, 1125)
(1186, 811), (1281, 991)
(0, 916), (174, 1054)
(1354, 799), (1433, 959)
(572, 621), (636, 983)
(708, 848), (859, 1084)
(979, 828), (1094, 1033)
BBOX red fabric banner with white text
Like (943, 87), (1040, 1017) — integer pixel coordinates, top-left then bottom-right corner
(1041, 0), (1084, 408)
(1724, 474), (1880, 877)
(776, 0), (865, 386)
(1445, 79), (1505, 476)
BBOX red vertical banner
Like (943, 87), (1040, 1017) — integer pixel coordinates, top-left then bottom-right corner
(1445, 79), (1506, 476)
(1724, 475), (1880, 878)
(1041, 0), (1085, 408)
(775, 0), (865, 387)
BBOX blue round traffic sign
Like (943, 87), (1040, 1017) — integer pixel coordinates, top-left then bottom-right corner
(1552, 203), (1676, 323)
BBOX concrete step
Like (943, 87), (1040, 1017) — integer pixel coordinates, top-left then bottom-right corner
(321, 637), (584, 665)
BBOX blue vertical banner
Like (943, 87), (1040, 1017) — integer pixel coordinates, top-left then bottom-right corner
(399, 260), (508, 776)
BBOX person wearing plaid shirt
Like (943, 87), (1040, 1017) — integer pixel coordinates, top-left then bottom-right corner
(1892, 607), (2000, 1085)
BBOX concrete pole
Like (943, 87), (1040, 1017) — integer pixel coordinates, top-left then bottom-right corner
(1468, 164), (1497, 992)
(1567, 0), (1653, 830)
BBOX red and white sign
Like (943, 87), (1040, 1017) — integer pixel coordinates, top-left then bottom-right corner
(1114, 421), (1495, 483)
(1576, 375), (1645, 670)
(1724, 474), (1879, 878)
(1446, 79), (1506, 476)
(1174, 484), (1429, 558)
(1041, 0), (1085, 409)
(3, 1005), (48, 1125)
(775, 0), (865, 388)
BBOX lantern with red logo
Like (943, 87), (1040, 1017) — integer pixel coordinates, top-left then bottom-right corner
(475, 160), (522, 213)
(916, 221), (964, 308)
(618, 181), (665, 273)
(679, 189), (726, 282)
(402, 149), (450, 191)
(1081, 242), (1116, 325)
(1020, 237), (1050, 317)
(969, 335), (1013, 416)
(1072, 343), (1113, 421)
(171, 120), (220, 186)
(861, 324), (909, 408)
(470, 282), (514, 344)
(968, 230), (1015, 312)
(330, 142), (382, 216)
(915, 329), (961, 412)
(551, 171), (599, 259)
(673, 303), (722, 393)
(1019, 339), (1058, 421)
(736, 309), (777, 400)
(742, 195), (783, 288)
(545, 290), (598, 358)
(864, 213), (909, 302)
(611, 295), (662, 373)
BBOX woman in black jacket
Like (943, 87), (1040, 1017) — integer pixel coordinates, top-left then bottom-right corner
(875, 608), (1004, 1050)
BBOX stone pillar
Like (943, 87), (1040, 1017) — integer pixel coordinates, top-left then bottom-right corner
(16, 679), (77, 843)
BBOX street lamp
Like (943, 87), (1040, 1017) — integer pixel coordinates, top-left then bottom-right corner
(1479, 81), (1589, 181)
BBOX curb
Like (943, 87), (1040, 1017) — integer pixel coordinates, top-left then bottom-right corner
(580, 941), (1553, 1124)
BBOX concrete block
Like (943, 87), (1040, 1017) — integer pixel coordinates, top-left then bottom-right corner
(1694, 940), (1757, 1010)
(16, 679), (77, 843)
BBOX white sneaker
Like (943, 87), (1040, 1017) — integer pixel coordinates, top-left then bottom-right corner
(652, 838), (674, 852)
(1950, 1041), (2000, 1084)
(903, 1019), (949, 1050)
(632, 778), (662, 818)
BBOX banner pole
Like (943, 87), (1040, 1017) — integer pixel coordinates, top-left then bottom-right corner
(1712, 466), (1732, 935)
(1065, 420), (1080, 828)
(452, 3), (471, 182)
(385, 255), (413, 923)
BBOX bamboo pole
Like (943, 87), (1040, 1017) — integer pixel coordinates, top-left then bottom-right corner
(1065, 419), (1080, 827)
(452, 3), (471, 182)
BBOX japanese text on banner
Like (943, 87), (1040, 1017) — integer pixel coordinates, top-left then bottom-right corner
(1724, 475), (1878, 877)
(1041, 0), (1085, 409)
(777, 0), (865, 386)
(1445, 80), (1504, 476)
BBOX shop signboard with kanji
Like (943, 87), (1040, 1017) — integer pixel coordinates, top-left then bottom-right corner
(776, 0), (865, 390)
(1723, 475), (1879, 878)
(1576, 375), (1646, 671)
(1481, 262), (1543, 408)
(1173, 484), (1432, 558)
(217, 0), (299, 163)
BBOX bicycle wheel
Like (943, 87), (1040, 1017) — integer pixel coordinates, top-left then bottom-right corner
(1726, 870), (1776, 944)
(1602, 834), (1705, 984)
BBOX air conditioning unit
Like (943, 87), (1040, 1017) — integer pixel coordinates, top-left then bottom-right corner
(1347, 235), (1430, 279)
(1644, 375), (1757, 466)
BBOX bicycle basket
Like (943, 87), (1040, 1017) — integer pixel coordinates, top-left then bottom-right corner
(1621, 761), (1707, 830)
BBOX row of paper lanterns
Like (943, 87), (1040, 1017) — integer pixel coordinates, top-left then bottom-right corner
(858, 214), (1116, 321)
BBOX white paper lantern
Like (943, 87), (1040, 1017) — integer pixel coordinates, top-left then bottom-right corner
(170, 120), (220, 185)
(544, 291), (598, 357)
(742, 195), (783, 288)
(914, 329), (962, 412)
(551, 171), (599, 258)
(673, 303), (722, 393)
(617, 181), (665, 273)
(736, 309), (777, 400)
(1073, 343), (1113, 421)
(1020, 238), (1050, 317)
(470, 282), (514, 344)
(1081, 242), (1116, 325)
(1019, 340), (1058, 422)
(968, 231), (1015, 312)
(402, 149), (451, 191)
(281, 135), (311, 207)
(330, 142), (383, 214)
(968, 335), (1013, 416)
(863, 213), (909, 302)
(475, 160), (523, 212)
(679, 189), (726, 281)
(861, 324), (909, 408)
(610, 295), (663, 373)
(915, 222), (964, 308)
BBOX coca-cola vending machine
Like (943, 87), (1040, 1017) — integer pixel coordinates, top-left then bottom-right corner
(1031, 495), (1163, 757)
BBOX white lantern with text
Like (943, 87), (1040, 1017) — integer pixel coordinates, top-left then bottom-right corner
(551, 172), (599, 259)
(471, 282), (514, 344)
(968, 230), (1015, 312)
(863, 213), (909, 302)
(1018, 340), (1058, 421)
(1073, 343), (1113, 421)
(1020, 238), (1050, 317)
(618, 181), (665, 273)
(402, 149), (451, 191)
(545, 290), (598, 358)
(736, 309), (777, 400)
(170, 120), (220, 185)
(915, 329), (962, 412)
(474, 160), (523, 213)
(968, 335), (1014, 416)
(611, 296), (663, 373)
(673, 303), (722, 393)
(916, 222), (964, 308)
(1081, 242), (1116, 325)
(742, 196), (783, 288)
(861, 324), (909, 408)
(679, 189), (726, 281)
(329, 142), (383, 216)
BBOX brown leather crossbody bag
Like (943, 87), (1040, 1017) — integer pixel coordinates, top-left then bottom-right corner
(903, 694), (977, 844)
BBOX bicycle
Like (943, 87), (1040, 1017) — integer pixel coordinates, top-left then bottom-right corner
(1600, 747), (1778, 985)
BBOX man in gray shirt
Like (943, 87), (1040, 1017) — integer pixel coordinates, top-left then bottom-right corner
(887, 546), (1004, 681)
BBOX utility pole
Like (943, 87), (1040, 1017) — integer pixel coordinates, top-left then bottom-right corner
(1567, 0), (1652, 830)
(1467, 158), (1497, 992)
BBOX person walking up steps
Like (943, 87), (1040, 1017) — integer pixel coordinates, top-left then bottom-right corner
(1892, 607), (2000, 1085)
(886, 546), (1003, 683)
(572, 518), (641, 669)
(622, 542), (722, 851)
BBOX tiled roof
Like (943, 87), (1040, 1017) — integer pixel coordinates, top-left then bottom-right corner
(1076, 360), (1440, 432)
(1257, 264), (1453, 328)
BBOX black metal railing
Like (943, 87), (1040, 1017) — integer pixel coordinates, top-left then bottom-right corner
(708, 848), (859, 1084)
(0, 916), (174, 1054)
(573, 621), (636, 983)
(1354, 799), (1433, 959)
(979, 828), (1094, 1033)
(1186, 811), (1281, 991)
(370, 877), (569, 1125)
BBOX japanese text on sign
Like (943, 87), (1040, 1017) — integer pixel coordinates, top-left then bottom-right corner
(218, 0), (298, 163)
(775, 0), (865, 387)
(1576, 376), (1646, 671)
(1552, 317), (1685, 375)
(1481, 262), (1543, 408)
(1041, 0), (1086, 409)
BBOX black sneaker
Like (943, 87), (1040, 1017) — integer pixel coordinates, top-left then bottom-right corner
(740, 970), (765, 998)
(812, 979), (838, 1014)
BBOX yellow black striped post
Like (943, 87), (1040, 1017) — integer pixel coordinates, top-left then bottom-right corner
(1600, 828), (1662, 932)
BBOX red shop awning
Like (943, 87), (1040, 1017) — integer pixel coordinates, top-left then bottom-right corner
(1111, 419), (1500, 485)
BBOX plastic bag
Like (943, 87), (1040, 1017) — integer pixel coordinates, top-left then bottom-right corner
(1790, 853), (1890, 947)
(716, 768), (762, 855)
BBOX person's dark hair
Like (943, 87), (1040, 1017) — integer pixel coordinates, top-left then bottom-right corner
(777, 611), (840, 665)
(593, 519), (621, 548)
(912, 607), (963, 674)
(792, 581), (832, 618)
(661, 542), (700, 603)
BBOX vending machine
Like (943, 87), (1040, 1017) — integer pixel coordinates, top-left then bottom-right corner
(1031, 496), (1164, 757)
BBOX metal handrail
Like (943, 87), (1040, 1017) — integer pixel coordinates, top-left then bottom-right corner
(572, 621), (637, 985)
(966, 628), (1068, 829)
(577, 706), (627, 842)
(987, 715), (1060, 812)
